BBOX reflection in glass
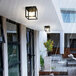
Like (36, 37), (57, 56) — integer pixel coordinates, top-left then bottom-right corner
(7, 34), (18, 42)
(9, 64), (20, 76)
(8, 45), (19, 65)
(61, 10), (76, 23)
(7, 20), (20, 76)
(26, 29), (35, 76)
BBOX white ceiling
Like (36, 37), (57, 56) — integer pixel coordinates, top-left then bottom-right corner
(0, 0), (62, 31)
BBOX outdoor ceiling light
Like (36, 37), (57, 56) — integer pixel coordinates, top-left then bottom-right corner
(25, 6), (38, 20)
(44, 26), (50, 32)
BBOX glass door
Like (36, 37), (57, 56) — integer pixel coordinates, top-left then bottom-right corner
(7, 19), (21, 76)
(0, 44), (3, 76)
(26, 28), (35, 76)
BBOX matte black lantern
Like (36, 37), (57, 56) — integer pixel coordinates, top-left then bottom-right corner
(44, 26), (50, 32)
(25, 6), (38, 20)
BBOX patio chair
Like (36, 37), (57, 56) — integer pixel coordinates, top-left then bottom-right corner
(68, 54), (76, 60)
(50, 73), (54, 76)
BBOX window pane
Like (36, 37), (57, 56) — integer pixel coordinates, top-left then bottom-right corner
(0, 72), (2, 76)
(7, 22), (17, 33)
(62, 12), (70, 22)
(7, 20), (20, 76)
(0, 55), (1, 68)
(70, 13), (75, 22)
(0, 23), (3, 41)
(7, 22), (18, 42)
(8, 64), (20, 76)
(26, 29), (35, 76)
(0, 45), (2, 69)
(0, 45), (3, 76)
(8, 45), (19, 65)
(0, 25), (1, 37)
(61, 10), (76, 23)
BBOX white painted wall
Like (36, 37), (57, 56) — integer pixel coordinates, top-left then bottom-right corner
(52, 0), (76, 33)
(34, 31), (40, 76)
(2, 17), (8, 76)
(60, 32), (64, 54)
(63, 23), (76, 33)
(58, 0), (76, 9)
(39, 31), (47, 58)
(20, 25), (27, 76)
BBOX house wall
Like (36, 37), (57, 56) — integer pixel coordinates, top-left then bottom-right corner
(34, 31), (40, 76)
(52, 0), (76, 33)
(39, 31), (47, 58)
(20, 24), (27, 76)
(65, 34), (76, 48)
(3, 17), (8, 76)
(1, 17), (40, 76)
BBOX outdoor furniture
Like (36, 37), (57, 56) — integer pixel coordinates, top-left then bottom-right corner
(68, 54), (76, 60)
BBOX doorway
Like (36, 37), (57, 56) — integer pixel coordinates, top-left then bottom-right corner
(26, 28), (35, 76)
(70, 39), (76, 48)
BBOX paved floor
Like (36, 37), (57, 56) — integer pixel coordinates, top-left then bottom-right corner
(68, 68), (76, 76)
(43, 55), (76, 76)
(54, 67), (76, 76)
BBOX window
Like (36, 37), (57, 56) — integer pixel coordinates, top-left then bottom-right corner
(0, 16), (5, 43)
(47, 33), (60, 54)
(0, 44), (3, 76)
(61, 10), (76, 23)
(7, 19), (21, 76)
(26, 28), (35, 76)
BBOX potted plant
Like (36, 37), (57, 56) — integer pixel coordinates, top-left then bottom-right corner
(40, 55), (44, 70)
(44, 40), (54, 56)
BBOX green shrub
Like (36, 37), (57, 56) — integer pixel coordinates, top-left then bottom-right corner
(44, 40), (54, 52)
(40, 55), (44, 67)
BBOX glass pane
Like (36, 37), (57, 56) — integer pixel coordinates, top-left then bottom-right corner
(7, 22), (17, 33)
(31, 56), (34, 76)
(27, 56), (31, 76)
(0, 72), (2, 76)
(61, 10), (76, 23)
(70, 13), (75, 23)
(62, 12), (70, 22)
(7, 21), (18, 42)
(8, 45), (19, 65)
(0, 45), (2, 68)
(7, 33), (18, 42)
(0, 45), (3, 76)
(0, 55), (1, 68)
(0, 24), (2, 42)
(0, 17), (2, 38)
(7, 20), (20, 76)
(0, 25), (1, 37)
(26, 29), (35, 76)
(8, 64), (20, 76)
